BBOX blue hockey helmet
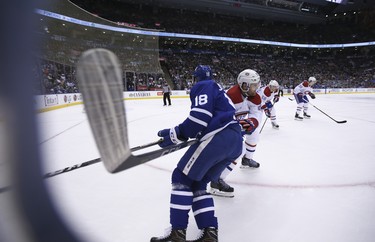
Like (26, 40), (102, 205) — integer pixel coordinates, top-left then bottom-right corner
(193, 65), (212, 81)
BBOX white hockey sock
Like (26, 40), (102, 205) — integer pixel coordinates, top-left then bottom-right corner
(296, 106), (303, 116)
(220, 161), (237, 180)
(244, 142), (256, 160)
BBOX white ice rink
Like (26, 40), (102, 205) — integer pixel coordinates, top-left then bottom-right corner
(37, 93), (375, 242)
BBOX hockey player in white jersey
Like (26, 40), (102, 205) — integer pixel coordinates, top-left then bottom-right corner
(259, 80), (280, 129)
(210, 69), (263, 197)
(293, 77), (317, 120)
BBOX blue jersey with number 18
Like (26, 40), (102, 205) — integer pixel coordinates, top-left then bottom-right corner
(178, 79), (238, 141)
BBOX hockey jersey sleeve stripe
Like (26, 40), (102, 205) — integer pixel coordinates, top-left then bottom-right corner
(188, 115), (208, 127)
(191, 107), (213, 117)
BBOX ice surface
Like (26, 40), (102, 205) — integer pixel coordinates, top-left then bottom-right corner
(38, 93), (375, 242)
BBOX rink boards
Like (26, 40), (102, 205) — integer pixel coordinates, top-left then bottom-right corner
(35, 88), (375, 113)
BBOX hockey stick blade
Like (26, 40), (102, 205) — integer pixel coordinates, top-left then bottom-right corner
(77, 49), (195, 173)
(336, 120), (347, 124)
(78, 48), (131, 173)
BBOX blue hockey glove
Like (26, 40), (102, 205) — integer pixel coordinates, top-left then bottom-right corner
(157, 126), (187, 148)
(302, 95), (309, 103)
(273, 95), (280, 103)
(239, 118), (259, 135)
(266, 101), (273, 109)
(264, 108), (271, 118)
(308, 92), (316, 99)
(261, 101), (273, 110)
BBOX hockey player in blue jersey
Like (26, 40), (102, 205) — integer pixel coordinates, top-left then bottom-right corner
(151, 65), (243, 242)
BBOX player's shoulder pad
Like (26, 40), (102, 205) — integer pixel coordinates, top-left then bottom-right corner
(247, 93), (262, 105)
(263, 86), (272, 97)
(226, 85), (243, 104)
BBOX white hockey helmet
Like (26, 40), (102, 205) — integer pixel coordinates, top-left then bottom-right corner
(237, 69), (260, 92)
(308, 76), (317, 85)
(269, 80), (279, 89)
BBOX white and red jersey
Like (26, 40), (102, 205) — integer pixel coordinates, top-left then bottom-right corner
(226, 84), (262, 123)
(258, 85), (278, 107)
(293, 81), (313, 95)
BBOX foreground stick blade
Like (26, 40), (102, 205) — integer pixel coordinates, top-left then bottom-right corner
(77, 49), (196, 173)
(77, 48), (130, 173)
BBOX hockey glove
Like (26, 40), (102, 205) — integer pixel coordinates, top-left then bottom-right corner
(273, 95), (280, 103)
(308, 92), (316, 99)
(157, 126), (187, 148)
(239, 118), (259, 135)
(264, 108), (271, 118)
(302, 95), (309, 103)
(261, 101), (273, 110)
(265, 101), (273, 109)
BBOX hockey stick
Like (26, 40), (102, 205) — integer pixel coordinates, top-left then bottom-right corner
(43, 158), (101, 178)
(77, 48), (196, 173)
(259, 101), (276, 134)
(0, 139), (196, 193)
(259, 117), (268, 134)
(289, 96), (346, 123)
(43, 139), (163, 178)
(309, 103), (347, 124)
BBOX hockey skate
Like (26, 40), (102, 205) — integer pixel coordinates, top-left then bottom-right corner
(150, 228), (186, 242)
(240, 157), (260, 168)
(187, 227), (218, 242)
(294, 113), (303, 121)
(210, 179), (234, 198)
(271, 122), (279, 129)
(303, 112), (311, 119)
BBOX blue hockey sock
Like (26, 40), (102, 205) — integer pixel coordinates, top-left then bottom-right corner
(192, 190), (218, 229)
(170, 168), (194, 229)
